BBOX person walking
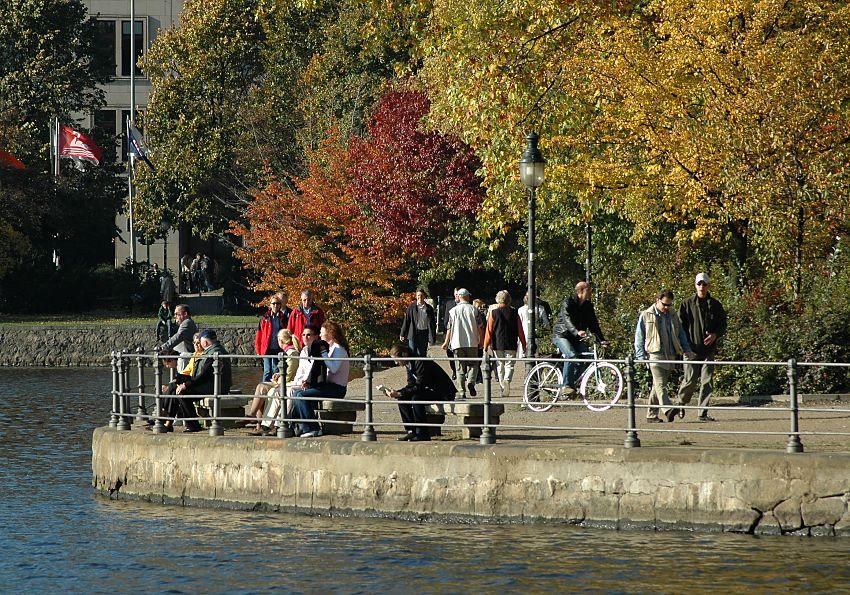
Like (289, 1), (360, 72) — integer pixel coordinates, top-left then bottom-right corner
(442, 288), (459, 380)
(483, 290), (526, 398)
(675, 273), (728, 422)
(552, 281), (606, 392)
(634, 289), (695, 423)
(160, 270), (177, 304)
(255, 292), (292, 383)
(441, 288), (482, 398)
(400, 288), (436, 382)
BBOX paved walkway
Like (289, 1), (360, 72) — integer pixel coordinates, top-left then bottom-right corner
(227, 346), (850, 453)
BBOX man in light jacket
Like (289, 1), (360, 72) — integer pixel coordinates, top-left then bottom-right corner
(634, 290), (695, 423)
(160, 304), (199, 370)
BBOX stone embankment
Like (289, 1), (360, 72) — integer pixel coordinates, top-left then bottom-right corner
(0, 324), (256, 367)
(92, 428), (850, 536)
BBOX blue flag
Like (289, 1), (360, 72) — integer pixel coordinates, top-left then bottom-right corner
(127, 121), (155, 172)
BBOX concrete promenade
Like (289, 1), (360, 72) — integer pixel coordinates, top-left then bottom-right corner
(92, 427), (850, 536)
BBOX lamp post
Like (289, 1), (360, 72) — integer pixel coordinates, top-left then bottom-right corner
(519, 132), (546, 359)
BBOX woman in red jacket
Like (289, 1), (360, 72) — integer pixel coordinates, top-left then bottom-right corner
(255, 292), (292, 382)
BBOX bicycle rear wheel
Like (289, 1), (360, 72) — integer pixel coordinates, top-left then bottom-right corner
(523, 363), (562, 412)
(580, 362), (623, 412)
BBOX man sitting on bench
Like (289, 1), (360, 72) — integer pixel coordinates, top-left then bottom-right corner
(386, 344), (456, 442)
(174, 329), (233, 432)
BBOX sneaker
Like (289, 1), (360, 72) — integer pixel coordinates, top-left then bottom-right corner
(301, 429), (323, 438)
(698, 415), (716, 423)
(678, 407), (686, 419)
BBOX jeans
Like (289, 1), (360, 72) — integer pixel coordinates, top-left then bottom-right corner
(291, 382), (347, 434)
(552, 337), (587, 387)
(262, 349), (281, 383)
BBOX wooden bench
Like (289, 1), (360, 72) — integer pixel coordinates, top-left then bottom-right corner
(426, 402), (505, 439)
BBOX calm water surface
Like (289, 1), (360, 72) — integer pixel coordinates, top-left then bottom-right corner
(0, 368), (848, 592)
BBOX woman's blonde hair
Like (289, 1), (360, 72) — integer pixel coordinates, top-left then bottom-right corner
(277, 328), (299, 350)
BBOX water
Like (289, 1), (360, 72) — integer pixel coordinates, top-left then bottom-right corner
(0, 368), (848, 592)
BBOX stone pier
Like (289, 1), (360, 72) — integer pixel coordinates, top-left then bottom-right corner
(92, 427), (850, 535)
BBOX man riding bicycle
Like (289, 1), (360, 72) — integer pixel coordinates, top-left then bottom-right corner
(551, 281), (607, 393)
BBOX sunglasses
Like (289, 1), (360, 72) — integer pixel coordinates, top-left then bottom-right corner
(658, 301), (673, 308)
(696, 281), (708, 286)
(270, 302), (281, 306)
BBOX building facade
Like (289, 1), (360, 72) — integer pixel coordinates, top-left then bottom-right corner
(82, 0), (184, 275)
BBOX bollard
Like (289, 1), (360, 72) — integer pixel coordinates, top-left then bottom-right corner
(361, 354), (377, 441)
(623, 355), (641, 448)
(480, 352), (496, 444)
(135, 346), (148, 424)
(153, 348), (166, 433)
(277, 351), (293, 438)
(786, 358), (804, 453)
(117, 352), (131, 430)
(110, 351), (119, 427)
(209, 354), (224, 436)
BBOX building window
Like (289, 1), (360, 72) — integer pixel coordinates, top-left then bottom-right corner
(94, 109), (118, 160)
(93, 17), (146, 78)
(121, 20), (145, 77)
(93, 20), (116, 74)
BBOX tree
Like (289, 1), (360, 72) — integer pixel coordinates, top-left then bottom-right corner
(136, 0), (317, 239)
(0, 0), (118, 297)
(347, 89), (483, 258)
(420, 0), (850, 296)
(233, 133), (407, 349)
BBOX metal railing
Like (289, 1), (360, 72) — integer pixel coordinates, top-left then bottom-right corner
(107, 349), (850, 452)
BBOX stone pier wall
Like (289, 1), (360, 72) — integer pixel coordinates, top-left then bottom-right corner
(92, 428), (850, 536)
(0, 324), (256, 367)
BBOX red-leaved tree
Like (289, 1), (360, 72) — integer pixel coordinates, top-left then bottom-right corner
(348, 89), (483, 257)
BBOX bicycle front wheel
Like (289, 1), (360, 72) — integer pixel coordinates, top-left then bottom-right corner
(523, 363), (562, 412)
(580, 362), (623, 412)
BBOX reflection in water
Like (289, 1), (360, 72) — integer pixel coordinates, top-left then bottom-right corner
(0, 368), (847, 591)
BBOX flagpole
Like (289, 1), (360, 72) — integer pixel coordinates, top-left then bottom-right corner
(53, 117), (60, 177)
(128, 120), (137, 265)
(128, 0), (137, 265)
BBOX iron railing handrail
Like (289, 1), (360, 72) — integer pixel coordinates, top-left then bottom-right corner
(108, 350), (850, 452)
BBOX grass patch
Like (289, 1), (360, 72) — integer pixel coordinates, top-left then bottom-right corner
(0, 312), (257, 327)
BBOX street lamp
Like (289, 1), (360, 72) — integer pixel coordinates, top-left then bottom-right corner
(519, 131), (546, 359)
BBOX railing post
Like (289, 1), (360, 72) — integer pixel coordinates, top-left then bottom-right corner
(209, 353), (223, 436)
(624, 355), (641, 448)
(786, 358), (804, 453)
(135, 346), (147, 425)
(117, 351), (131, 430)
(109, 351), (119, 427)
(153, 348), (166, 433)
(480, 352), (495, 445)
(361, 354), (377, 441)
(277, 351), (294, 438)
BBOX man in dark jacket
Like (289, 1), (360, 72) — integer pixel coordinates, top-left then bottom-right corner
(175, 329), (233, 432)
(387, 343), (456, 442)
(399, 288), (436, 382)
(676, 273), (727, 422)
(551, 281), (606, 390)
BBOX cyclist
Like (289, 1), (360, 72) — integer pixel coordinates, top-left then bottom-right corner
(551, 281), (607, 393)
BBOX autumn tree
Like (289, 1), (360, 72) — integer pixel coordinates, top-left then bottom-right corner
(420, 0), (850, 297)
(232, 134), (408, 349)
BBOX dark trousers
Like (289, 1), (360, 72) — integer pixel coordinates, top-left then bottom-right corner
(407, 330), (430, 382)
(291, 382), (347, 434)
(162, 374), (201, 429)
(445, 349), (456, 376)
(398, 389), (433, 438)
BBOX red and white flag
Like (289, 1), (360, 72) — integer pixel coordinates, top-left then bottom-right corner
(58, 124), (103, 165)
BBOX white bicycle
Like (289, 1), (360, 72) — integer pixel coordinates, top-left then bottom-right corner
(523, 338), (623, 412)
